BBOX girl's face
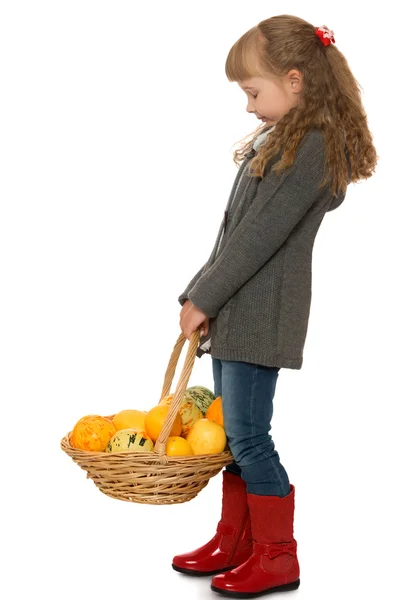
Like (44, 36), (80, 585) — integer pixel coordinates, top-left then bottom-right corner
(238, 69), (303, 126)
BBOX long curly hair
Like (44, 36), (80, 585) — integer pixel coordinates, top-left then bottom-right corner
(225, 14), (378, 197)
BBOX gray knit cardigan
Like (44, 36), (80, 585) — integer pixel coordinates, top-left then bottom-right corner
(178, 127), (349, 369)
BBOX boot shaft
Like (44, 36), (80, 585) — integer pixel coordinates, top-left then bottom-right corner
(220, 470), (249, 528)
(247, 484), (295, 544)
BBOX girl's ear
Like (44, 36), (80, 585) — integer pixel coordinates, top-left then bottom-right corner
(288, 69), (303, 94)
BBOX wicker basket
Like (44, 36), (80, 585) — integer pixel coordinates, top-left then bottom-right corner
(60, 329), (233, 504)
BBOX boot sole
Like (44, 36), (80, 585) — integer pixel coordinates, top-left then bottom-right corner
(172, 563), (239, 577)
(210, 578), (300, 598)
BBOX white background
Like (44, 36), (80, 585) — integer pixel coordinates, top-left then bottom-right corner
(1, 1), (399, 599)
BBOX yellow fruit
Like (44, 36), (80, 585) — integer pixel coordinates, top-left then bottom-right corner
(70, 414), (116, 452)
(112, 409), (147, 432)
(160, 394), (174, 403)
(106, 428), (154, 453)
(205, 396), (224, 426)
(145, 404), (182, 443)
(185, 418), (227, 455)
(165, 436), (194, 456)
(159, 394), (203, 436)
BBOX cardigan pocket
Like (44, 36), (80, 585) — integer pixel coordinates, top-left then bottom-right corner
(213, 295), (238, 345)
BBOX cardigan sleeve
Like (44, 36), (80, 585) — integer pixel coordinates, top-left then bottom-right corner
(187, 129), (329, 318)
(177, 263), (208, 306)
(177, 212), (227, 306)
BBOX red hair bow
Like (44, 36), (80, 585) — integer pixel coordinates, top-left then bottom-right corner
(315, 25), (335, 46)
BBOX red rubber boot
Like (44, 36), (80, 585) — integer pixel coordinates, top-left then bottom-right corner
(172, 470), (253, 576)
(211, 484), (300, 597)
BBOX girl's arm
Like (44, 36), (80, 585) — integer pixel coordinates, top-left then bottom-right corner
(187, 129), (329, 319)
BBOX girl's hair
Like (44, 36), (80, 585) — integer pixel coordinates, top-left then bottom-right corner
(225, 14), (378, 197)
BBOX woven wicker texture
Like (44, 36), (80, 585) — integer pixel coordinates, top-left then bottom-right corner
(60, 330), (233, 504)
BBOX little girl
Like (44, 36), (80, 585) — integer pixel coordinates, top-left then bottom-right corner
(173, 14), (377, 598)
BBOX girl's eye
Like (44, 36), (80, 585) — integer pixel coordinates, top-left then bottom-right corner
(252, 93), (258, 99)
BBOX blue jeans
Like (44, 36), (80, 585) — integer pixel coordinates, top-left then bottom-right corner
(212, 357), (291, 497)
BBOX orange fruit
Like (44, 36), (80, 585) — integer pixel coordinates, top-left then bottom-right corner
(144, 405), (182, 443)
(159, 395), (203, 436)
(70, 414), (116, 451)
(112, 409), (147, 432)
(185, 418), (226, 455)
(205, 396), (224, 426)
(165, 436), (194, 456)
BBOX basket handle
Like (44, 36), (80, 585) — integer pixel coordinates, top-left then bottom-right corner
(153, 329), (200, 459)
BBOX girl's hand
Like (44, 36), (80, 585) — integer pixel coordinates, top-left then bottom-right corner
(180, 300), (209, 341)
